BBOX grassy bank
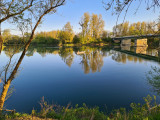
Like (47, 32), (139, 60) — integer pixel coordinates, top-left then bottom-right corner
(1, 95), (160, 120)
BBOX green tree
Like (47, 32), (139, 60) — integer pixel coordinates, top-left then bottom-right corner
(102, 30), (108, 38)
(90, 14), (105, 40)
(63, 22), (73, 32)
(79, 12), (90, 44)
(129, 25), (135, 35)
(113, 24), (123, 36)
(134, 22), (141, 35)
(121, 22), (129, 36)
(141, 22), (147, 35)
(59, 22), (74, 44)
(2, 29), (11, 43)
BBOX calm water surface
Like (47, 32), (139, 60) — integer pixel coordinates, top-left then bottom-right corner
(0, 46), (160, 113)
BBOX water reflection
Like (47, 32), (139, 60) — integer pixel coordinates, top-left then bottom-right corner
(78, 47), (105, 74)
(118, 45), (160, 58)
(59, 47), (74, 67)
(0, 46), (21, 110)
(147, 66), (160, 95)
(1, 45), (160, 112)
(121, 45), (131, 51)
(2, 45), (160, 67)
(111, 50), (144, 63)
(134, 47), (148, 54)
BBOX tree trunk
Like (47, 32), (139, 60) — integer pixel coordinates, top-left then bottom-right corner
(0, 0), (65, 111)
(0, 80), (11, 110)
(0, 38), (2, 54)
(0, 9), (46, 111)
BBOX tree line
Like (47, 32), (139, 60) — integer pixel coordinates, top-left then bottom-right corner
(2, 12), (111, 45)
(113, 21), (160, 37)
(2, 14), (160, 46)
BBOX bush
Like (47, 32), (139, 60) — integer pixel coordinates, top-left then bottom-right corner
(32, 36), (60, 45)
(102, 37), (112, 43)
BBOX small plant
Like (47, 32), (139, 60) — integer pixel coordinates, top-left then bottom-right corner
(39, 96), (53, 118)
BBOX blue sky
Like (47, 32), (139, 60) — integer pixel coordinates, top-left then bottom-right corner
(2, 0), (160, 35)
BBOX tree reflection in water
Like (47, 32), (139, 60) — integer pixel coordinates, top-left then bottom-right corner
(59, 47), (74, 67)
(1, 45), (160, 111)
(147, 66), (160, 95)
(111, 50), (144, 64)
(78, 47), (105, 74)
(0, 45), (22, 110)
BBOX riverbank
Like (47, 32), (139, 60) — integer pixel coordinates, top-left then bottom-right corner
(3, 42), (111, 47)
(1, 95), (160, 120)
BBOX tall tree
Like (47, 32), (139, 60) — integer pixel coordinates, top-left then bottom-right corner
(2, 29), (11, 42)
(121, 21), (129, 36)
(90, 14), (105, 40)
(129, 24), (135, 35)
(79, 12), (90, 44)
(63, 22), (73, 32)
(141, 22), (147, 35)
(59, 22), (74, 43)
(0, 0), (66, 111)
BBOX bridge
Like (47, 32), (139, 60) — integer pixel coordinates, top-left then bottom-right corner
(113, 34), (160, 40)
(112, 34), (160, 47)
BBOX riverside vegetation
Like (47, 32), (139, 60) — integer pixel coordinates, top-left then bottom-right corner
(0, 95), (160, 120)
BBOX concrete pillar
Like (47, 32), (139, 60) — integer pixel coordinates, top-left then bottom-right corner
(134, 46), (147, 54)
(121, 39), (131, 46)
(121, 45), (131, 51)
(134, 39), (148, 47)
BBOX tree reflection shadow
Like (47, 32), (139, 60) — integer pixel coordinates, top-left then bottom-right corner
(79, 47), (104, 74)
(111, 50), (144, 63)
(59, 47), (74, 67)
(0, 46), (22, 110)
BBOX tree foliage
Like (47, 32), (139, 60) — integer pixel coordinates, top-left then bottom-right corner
(113, 21), (160, 37)
(79, 13), (105, 44)
(59, 22), (74, 44)
(104, 0), (160, 16)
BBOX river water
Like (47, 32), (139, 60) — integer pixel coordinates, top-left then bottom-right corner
(0, 46), (160, 113)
